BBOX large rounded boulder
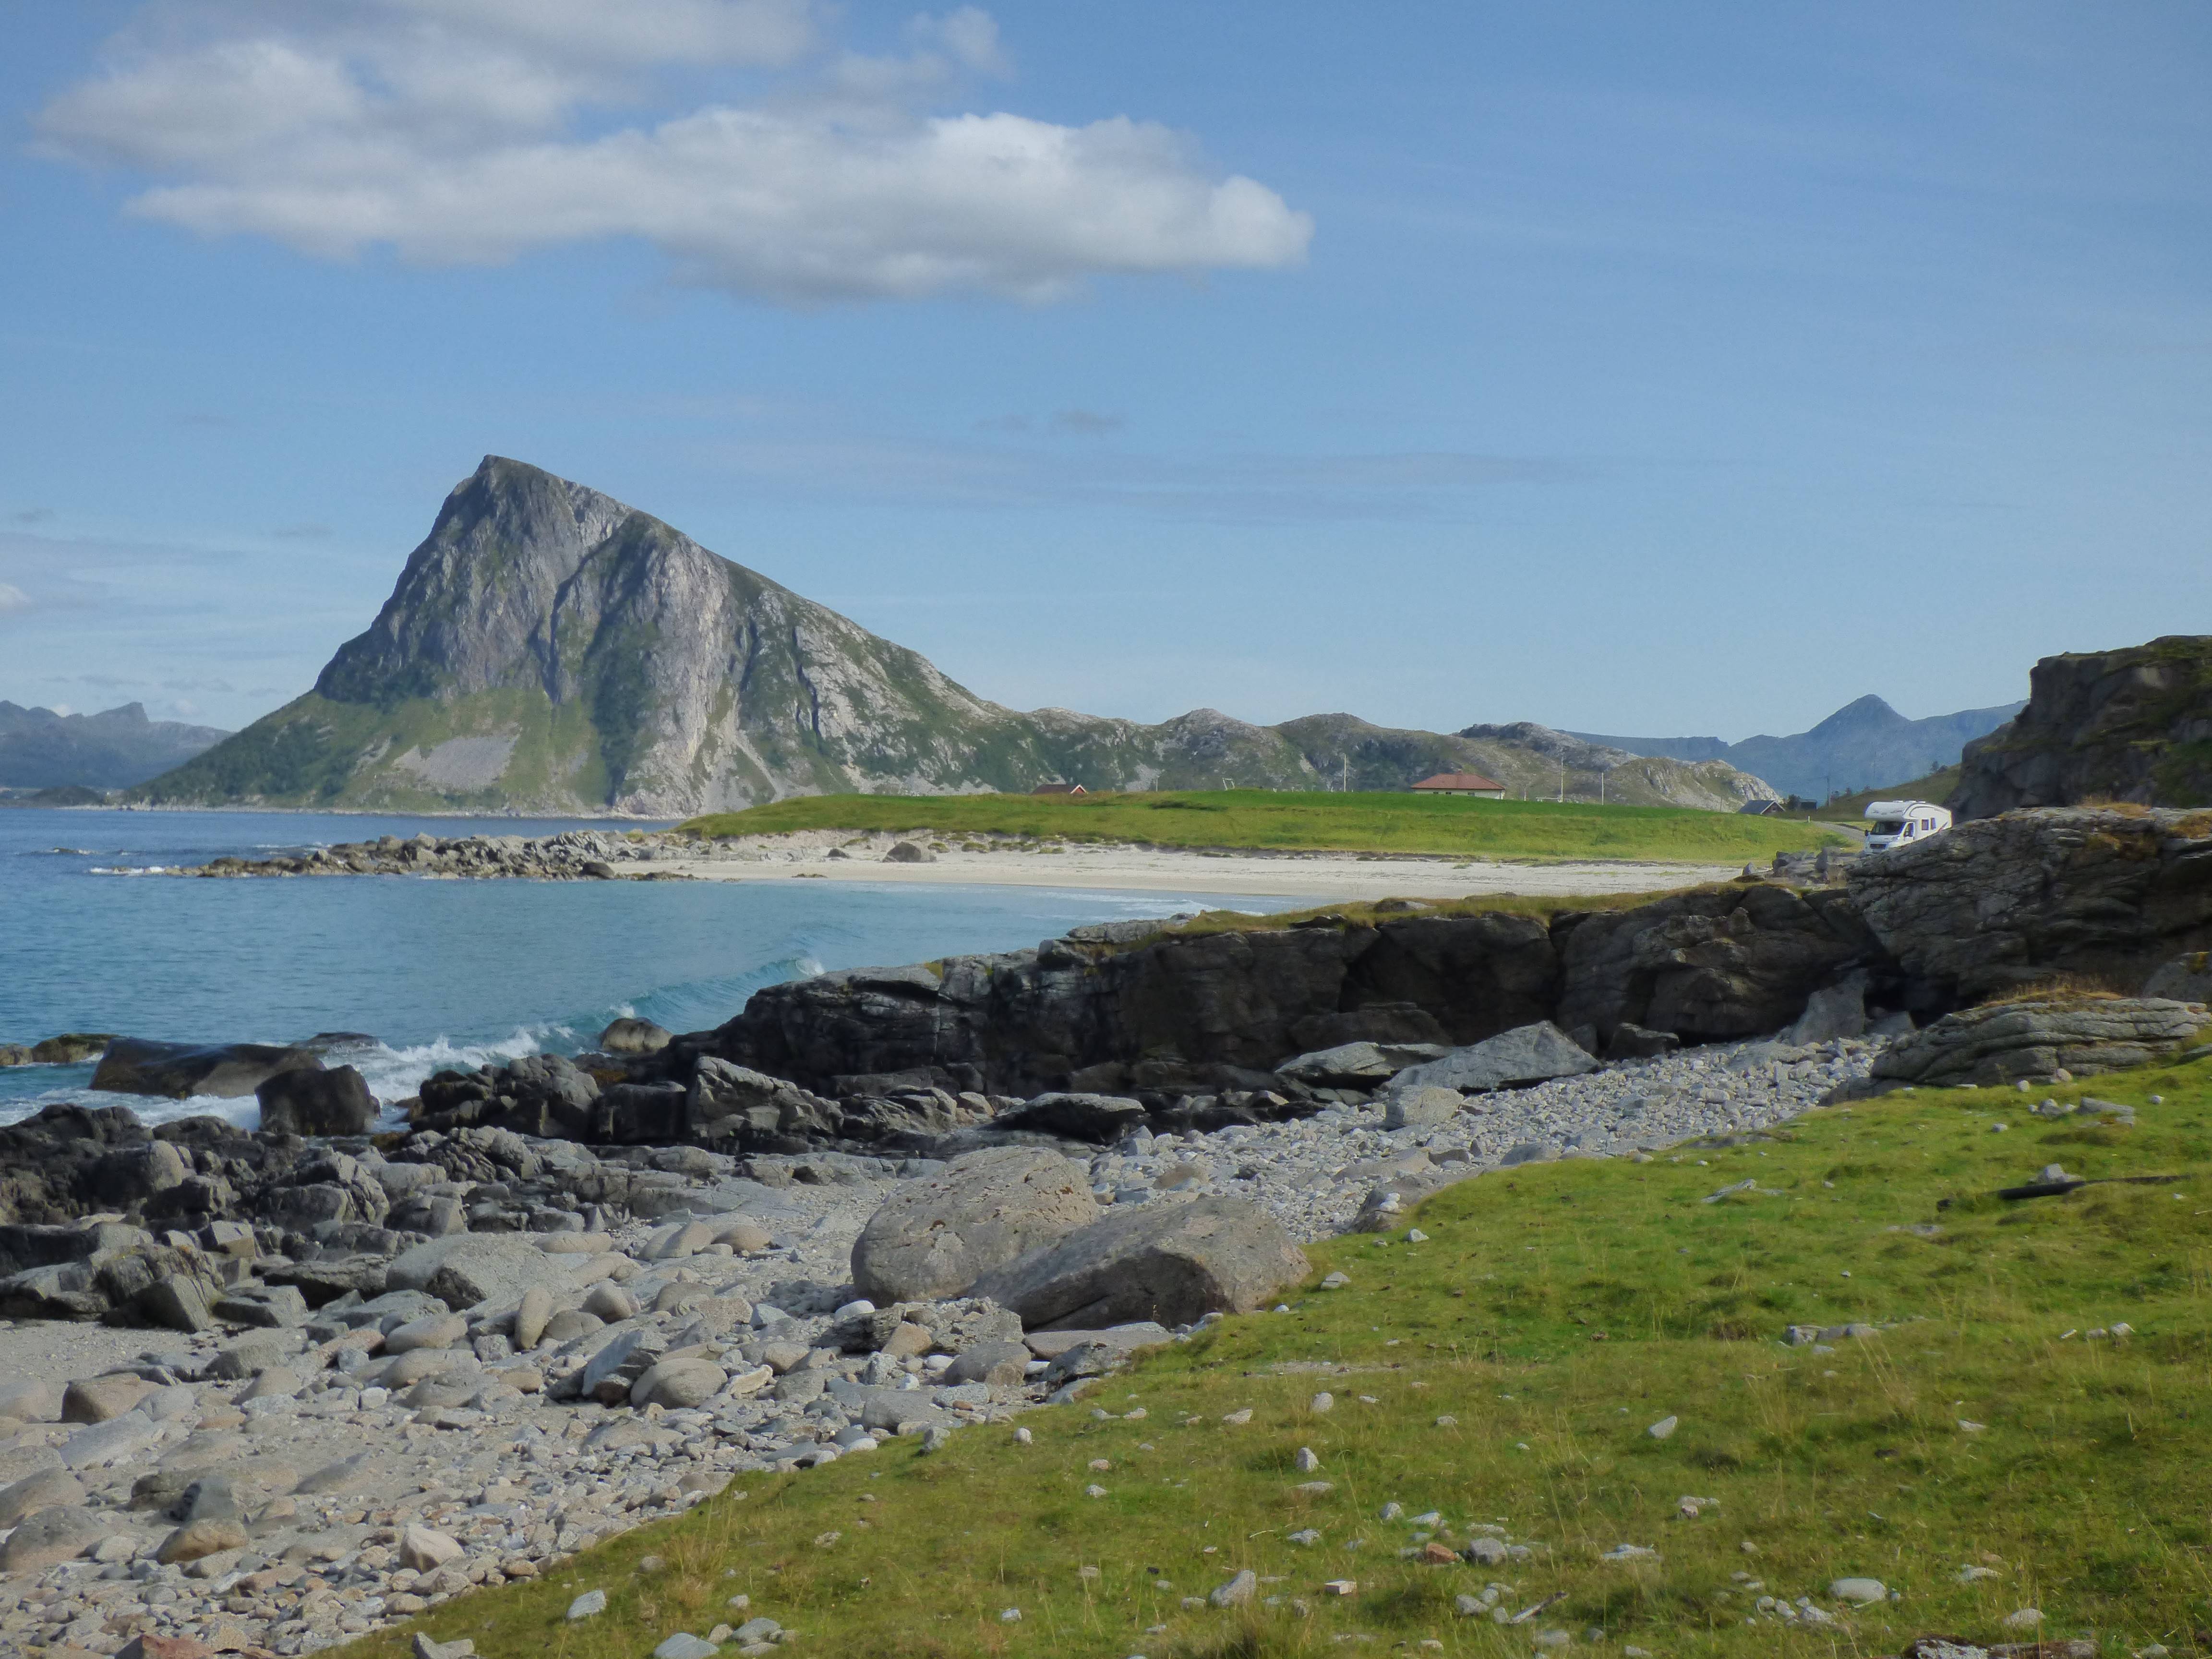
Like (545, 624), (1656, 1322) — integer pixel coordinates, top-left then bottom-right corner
(255, 1065), (378, 1136)
(851, 1146), (1099, 1304)
(969, 1196), (1310, 1331)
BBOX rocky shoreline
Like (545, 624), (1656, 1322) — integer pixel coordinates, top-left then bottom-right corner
(2, 805), (2209, 1656)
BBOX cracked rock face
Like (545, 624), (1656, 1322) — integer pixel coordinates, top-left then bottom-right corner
(1848, 996), (2208, 1094)
(1953, 636), (2212, 817)
(1848, 807), (2212, 1005)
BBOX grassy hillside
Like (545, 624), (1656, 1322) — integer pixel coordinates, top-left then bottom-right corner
(352, 1046), (2212, 1659)
(681, 791), (1846, 865)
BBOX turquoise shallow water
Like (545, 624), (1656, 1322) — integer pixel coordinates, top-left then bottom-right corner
(0, 808), (1291, 1129)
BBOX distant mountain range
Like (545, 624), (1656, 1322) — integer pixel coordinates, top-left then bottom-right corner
(134, 457), (1779, 817)
(1573, 694), (2024, 804)
(0, 701), (231, 790)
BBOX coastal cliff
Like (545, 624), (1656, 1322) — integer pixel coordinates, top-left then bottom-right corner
(1952, 635), (2212, 817)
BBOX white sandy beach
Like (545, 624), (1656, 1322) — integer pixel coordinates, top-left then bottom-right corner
(657, 830), (1742, 901)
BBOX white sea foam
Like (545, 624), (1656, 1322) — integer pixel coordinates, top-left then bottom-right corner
(0, 1024), (585, 1133)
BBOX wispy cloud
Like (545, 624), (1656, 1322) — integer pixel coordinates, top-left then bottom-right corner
(34, 3), (1310, 305)
(0, 582), (31, 614)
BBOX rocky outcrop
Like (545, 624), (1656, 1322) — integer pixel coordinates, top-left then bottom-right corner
(1841, 997), (2207, 1094)
(850, 1148), (1100, 1305)
(656, 881), (1890, 1103)
(189, 829), (680, 882)
(130, 457), (1783, 815)
(1553, 884), (1876, 1044)
(968, 1196), (1310, 1330)
(1847, 807), (2212, 1005)
(1953, 636), (2212, 817)
(90, 1039), (323, 1101)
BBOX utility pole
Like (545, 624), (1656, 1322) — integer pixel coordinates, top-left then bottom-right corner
(1557, 757), (1564, 804)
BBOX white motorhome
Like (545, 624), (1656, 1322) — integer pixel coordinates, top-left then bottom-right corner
(1863, 799), (1952, 853)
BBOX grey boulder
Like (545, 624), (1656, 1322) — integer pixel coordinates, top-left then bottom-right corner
(2144, 952), (2212, 1004)
(1383, 1087), (1462, 1130)
(850, 1146), (1099, 1304)
(0, 1504), (108, 1571)
(386, 1233), (580, 1312)
(255, 1065), (378, 1136)
(971, 1196), (1310, 1331)
(990, 1093), (1150, 1143)
(1785, 973), (1868, 1045)
(1275, 1040), (1447, 1087)
(1385, 1021), (1598, 1096)
(598, 1017), (672, 1054)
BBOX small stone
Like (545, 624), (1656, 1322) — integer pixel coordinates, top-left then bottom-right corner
(62, 1375), (155, 1423)
(157, 1517), (249, 1564)
(567, 1589), (608, 1620)
(1829, 1577), (1886, 1604)
(399, 1524), (464, 1570)
(1013, 1427), (1033, 1444)
(1310, 1391), (1334, 1412)
(1211, 1569), (1258, 1607)
(654, 1635), (719, 1659)
(1294, 1447), (1320, 1472)
(585, 1282), (639, 1322)
(1221, 1408), (1252, 1426)
(998, 1608), (1021, 1623)
(2002, 1609), (2044, 1631)
(413, 1637), (475, 1659)
(1647, 1415), (1678, 1440)
(1323, 1579), (1357, 1596)
(1084, 1484), (1107, 1498)
(386, 1313), (466, 1354)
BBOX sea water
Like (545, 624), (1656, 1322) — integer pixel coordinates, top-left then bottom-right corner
(0, 808), (1291, 1130)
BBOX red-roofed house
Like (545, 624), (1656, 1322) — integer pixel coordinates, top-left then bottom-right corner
(1411, 771), (1508, 799)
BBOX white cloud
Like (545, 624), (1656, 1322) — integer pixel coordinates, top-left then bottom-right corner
(34, 2), (1310, 303)
(0, 583), (31, 614)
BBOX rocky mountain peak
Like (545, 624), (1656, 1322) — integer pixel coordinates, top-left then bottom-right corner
(135, 459), (1788, 816)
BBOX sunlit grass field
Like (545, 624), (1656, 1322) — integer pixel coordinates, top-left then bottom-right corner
(679, 790), (1846, 866)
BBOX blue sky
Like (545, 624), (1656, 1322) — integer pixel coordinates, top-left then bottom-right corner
(2, 1), (2207, 740)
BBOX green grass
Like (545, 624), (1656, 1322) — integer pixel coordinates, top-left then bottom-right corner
(350, 1051), (2212, 1659)
(679, 791), (1846, 866)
